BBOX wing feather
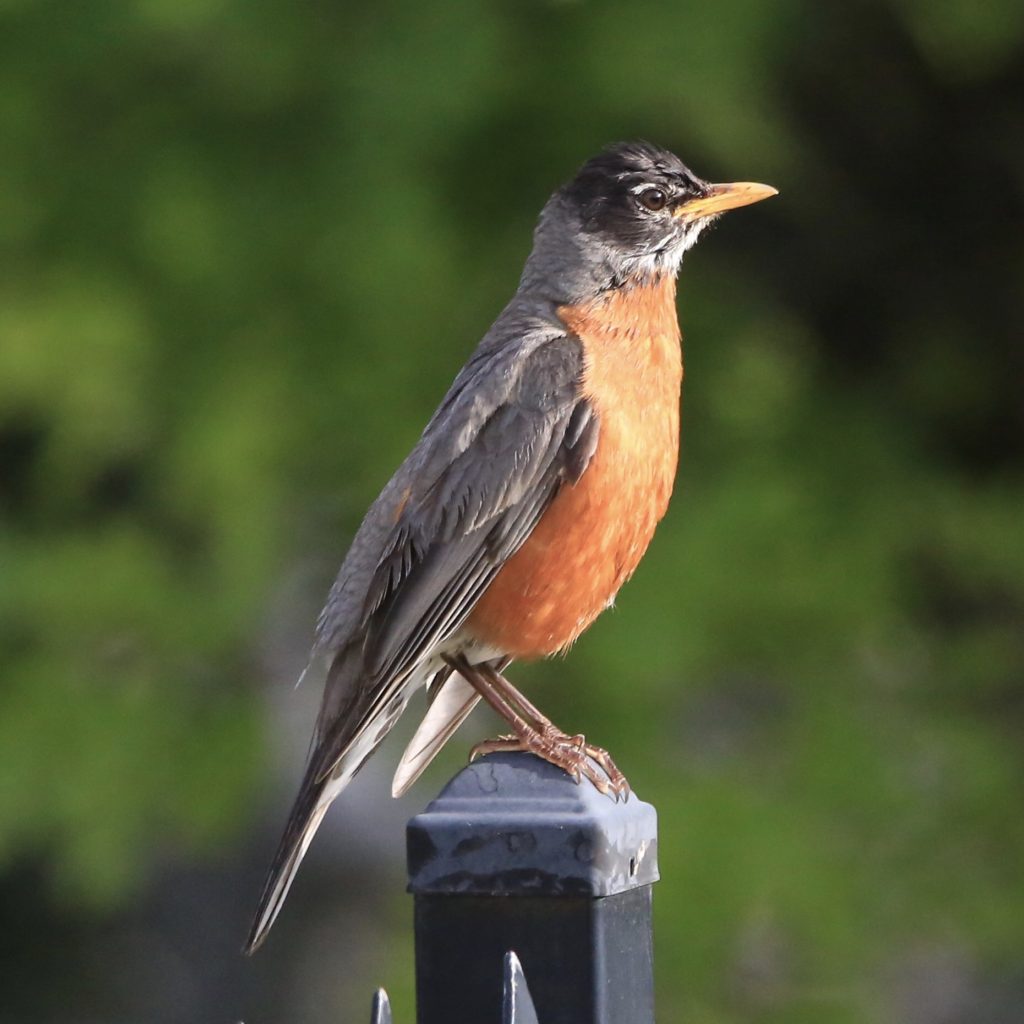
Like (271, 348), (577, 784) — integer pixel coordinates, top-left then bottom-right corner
(310, 332), (598, 782)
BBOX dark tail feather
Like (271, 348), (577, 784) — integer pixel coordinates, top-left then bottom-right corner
(245, 644), (421, 953)
(244, 764), (330, 955)
(244, 698), (404, 953)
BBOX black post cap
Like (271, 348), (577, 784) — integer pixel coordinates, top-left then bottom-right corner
(406, 752), (658, 897)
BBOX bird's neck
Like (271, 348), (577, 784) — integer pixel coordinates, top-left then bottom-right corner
(518, 196), (624, 303)
(557, 273), (681, 360)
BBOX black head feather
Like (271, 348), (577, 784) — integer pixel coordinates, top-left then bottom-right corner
(562, 141), (710, 250)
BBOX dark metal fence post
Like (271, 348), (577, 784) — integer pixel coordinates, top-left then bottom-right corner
(406, 751), (659, 1024)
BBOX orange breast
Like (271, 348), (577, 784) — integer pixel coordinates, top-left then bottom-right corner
(467, 275), (683, 657)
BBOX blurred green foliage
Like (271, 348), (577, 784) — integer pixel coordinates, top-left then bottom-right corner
(1, 0), (1022, 1021)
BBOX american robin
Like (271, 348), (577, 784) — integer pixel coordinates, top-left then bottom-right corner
(245, 141), (775, 952)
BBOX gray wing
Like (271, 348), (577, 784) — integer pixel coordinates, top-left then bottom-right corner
(308, 325), (599, 782)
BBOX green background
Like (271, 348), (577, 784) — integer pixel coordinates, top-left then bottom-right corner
(1, 1), (1022, 1021)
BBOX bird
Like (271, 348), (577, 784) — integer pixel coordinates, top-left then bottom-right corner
(245, 141), (776, 952)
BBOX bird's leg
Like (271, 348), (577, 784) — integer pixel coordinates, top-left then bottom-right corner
(439, 654), (569, 772)
(485, 662), (631, 799)
(445, 654), (629, 799)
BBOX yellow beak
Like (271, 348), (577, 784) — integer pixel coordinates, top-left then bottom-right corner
(674, 181), (778, 219)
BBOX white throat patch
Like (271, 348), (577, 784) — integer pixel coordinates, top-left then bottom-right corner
(620, 216), (714, 280)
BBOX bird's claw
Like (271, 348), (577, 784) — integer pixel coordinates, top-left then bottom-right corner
(470, 727), (630, 801)
(469, 735), (519, 762)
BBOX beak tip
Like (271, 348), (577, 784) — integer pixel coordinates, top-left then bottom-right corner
(737, 182), (779, 203)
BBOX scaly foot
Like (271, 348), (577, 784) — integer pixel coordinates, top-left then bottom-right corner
(470, 727), (630, 800)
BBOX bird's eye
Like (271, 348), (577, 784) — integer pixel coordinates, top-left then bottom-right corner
(637, 187), (668, 212)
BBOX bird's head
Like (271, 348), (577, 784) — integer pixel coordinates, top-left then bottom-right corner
(520, 141), (776, 300)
